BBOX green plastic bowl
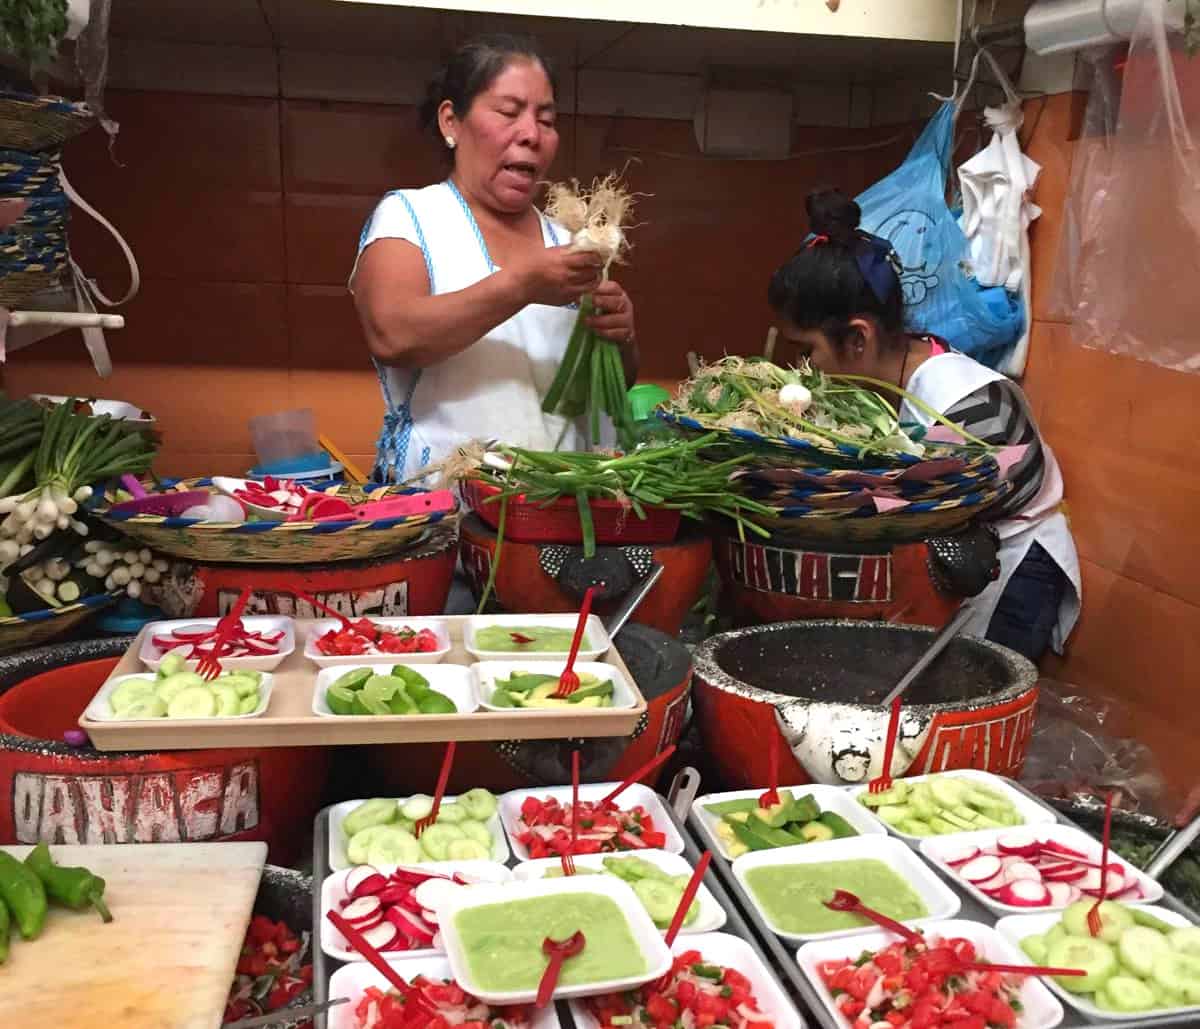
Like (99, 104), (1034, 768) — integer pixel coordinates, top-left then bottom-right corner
(628, 383), (672, 422)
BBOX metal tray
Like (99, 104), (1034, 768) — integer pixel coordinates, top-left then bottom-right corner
(689, 774), (1200, 1029)
(311, 790), (809, 1029)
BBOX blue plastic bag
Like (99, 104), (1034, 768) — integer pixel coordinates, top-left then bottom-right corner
(855, 103), (1024, 367)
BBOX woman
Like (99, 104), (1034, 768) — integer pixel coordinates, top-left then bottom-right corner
(767, 189), (1080, 662)
(351, 34), (638, 483)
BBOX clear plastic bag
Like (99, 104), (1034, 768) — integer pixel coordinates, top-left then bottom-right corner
(1019, 678), (1168, 819)
(1050, 0), (1200, 372)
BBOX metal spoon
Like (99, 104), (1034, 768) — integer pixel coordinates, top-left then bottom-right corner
(879, 605), (974, 707)
(602, 563), (664, 640)
(1145, 807), (1200, 881)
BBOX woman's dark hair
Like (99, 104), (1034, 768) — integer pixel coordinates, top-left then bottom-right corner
(419, 34), (557, 157)
(767, 188), (905, 347)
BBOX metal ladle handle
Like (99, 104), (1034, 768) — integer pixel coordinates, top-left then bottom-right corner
(602, 562), (664, 640)
(1145, 808), (1200, 881)
(880, 605), (975, 708)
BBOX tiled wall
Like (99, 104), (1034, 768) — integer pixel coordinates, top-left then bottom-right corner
(1020, 93), (1198, 804)
(3, 88), (911, 477)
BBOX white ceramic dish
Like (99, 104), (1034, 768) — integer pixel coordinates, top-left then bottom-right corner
(32, 395), (154, 424)
(86, 671), (274, 721)
(500, 782), (686, 860)
(473, 661), (635, 712)
(569, 931), (804, 1029)
(845, 769), (1057, 842)
(797, 918), (1066, 1029)
(994, 905), (1200, 1022)
(732, 835), (961, 943)
(312, 663), (477, 717)
(304, 617), (451, 667)
(328, 797), (510, 871)
(513, 849), (727, 935)
(464, 614), (612, 662)
(692, 785), (888, 860)
(327, 954), (564, 1029)
(439, 875), (671, 1004)
(920, 822), (1165, 917)
(319, 860), (513, 962)
(138, 615), (295, 673)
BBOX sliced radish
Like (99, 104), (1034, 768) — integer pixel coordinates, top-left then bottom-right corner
(997, 831), (1040, 858)
(171, 625), (216, 640)
(375, 883), (412, 907)
(1079, 868), (1125, 896)
(432, 932), (443, 951)
(413, 879), (463, 912)
(392, 866), (446, 885)
(960, 855), (1003, 884)
(346, 865), (384, 897)
(341, 896), (383, 928)
(1006, 861), (1042, 883)
(1040, 840), (1088, 861)
(1066, 885), (1083, 903)
(358, 921), (399, 950)
(1111, 882), (1143, 901)
(382, 934), (412, 952)
(399, 891), (425, 914)
(1001, 880), (1051, 907)
(1044, 881), (1074, 907)
(937, 843), (981, 868)
(421, 908), (440, 927)
(390, 906), (436, 943)
(1040, 862), (1087, 882)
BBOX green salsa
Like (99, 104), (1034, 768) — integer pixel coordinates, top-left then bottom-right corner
(744, 859), (927, 934)
(475, 626), (589, 653)
(454, 893), (646, 991)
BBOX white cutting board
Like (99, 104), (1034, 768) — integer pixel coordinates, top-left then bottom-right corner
(0, 842), (267, 1029)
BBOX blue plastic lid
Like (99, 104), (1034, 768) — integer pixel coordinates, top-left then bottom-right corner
(96, 597), (164, 635)
(249, 451), (331, 476)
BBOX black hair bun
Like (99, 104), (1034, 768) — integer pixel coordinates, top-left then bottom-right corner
(806, 188), (861, 244)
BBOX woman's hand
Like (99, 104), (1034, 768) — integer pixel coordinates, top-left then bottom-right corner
(587, 279), (636, 347)
(509, 245), (602, 307)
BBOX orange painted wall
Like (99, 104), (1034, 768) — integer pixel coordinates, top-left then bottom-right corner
(1019, 93), (1199, 806)
(2, 89), (910, 476)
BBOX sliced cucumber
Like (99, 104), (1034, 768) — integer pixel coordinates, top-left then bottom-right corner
(400, 795), (434, 821)
(238, 693), (260, 715)
(418, 823), (463, 861)
(433, 803), (466, 824)
(446, 839), (490, 861)
(458, 788), (498, 821)
(1118, 926), (1170, 978)
(1102, 976), (1159, 1012)
(109, 677), (157, 713)
(632, 878), (682, 927)
(167, 686), (218, 719)
(365, 825), (422, 866)
(1170, 926), (1200, 958)
(157, 651), (186, 677)
(1046, 934), (1118, 994)
(1131, 908), (1177, 933)
(346, 824), (402, 866)
(342, 798), (398, 838)
(459, 821), (493, 849)
(1019, 933), (1048, 966)
(1151, 952), (1200, 1002)
(1062, 900), (1133, 943)
(212, 684), (241, 717)
(118, 696), (168, 719)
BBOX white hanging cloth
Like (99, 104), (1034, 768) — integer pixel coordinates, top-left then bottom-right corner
(957, 48), (1041, 377)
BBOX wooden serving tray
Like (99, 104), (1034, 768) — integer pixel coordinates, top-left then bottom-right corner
(80, 617), (647, 751)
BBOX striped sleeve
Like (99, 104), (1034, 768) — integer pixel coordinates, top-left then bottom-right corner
(943, 379), (1045, 518)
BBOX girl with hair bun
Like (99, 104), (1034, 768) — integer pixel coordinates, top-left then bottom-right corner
(351, 33), (638, 484)
(767, 188), (1079, 662)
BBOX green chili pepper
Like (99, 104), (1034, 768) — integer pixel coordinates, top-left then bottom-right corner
(0, 893), (10, 964)
(24, 843), (112, 923)
(0, 849), (47, 940)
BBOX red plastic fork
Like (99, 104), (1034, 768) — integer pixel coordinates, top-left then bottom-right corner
(1088, 791), (1115, 937)
(292, 588), (354, 631)
(415, 742), (456, 837)
(824, 889), (925, 946)
(551, 586), (596, 698)
(868, 696), (903, 794)
(196, 587), (252, 682)
(561, 750), (581, 876)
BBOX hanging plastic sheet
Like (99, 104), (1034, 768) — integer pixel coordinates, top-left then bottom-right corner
(1050, 0), (1200, 372)
(854, 101), (1025, 369)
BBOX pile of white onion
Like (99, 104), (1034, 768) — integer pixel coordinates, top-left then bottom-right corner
(0, 484), (92, 550)
(77, 542), (169, 599)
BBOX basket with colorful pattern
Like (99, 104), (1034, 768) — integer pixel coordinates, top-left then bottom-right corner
(0, 592), (118, 656)
(92, 481), (459, 565)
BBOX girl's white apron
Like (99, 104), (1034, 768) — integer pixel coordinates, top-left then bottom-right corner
(901, 351), (1081, 653)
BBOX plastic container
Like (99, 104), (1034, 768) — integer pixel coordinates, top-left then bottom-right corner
(138, 616), (295, 673)
(312, 663), (477, 717)
(303, 617), (451, 667)
(85, 672), (275, 721)
(464, 614), (612, 662)
(627, 383), (672, 422)
(248, 408), (318, 467)
(473, 660), (637, 713)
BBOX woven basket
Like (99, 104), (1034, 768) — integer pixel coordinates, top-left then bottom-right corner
(0, 92), (94, 152)
(0, 593), (116, 656)
(737, 480), (1013, 545)
(93, 481), (460, 565)
(0, 184), (69, 306)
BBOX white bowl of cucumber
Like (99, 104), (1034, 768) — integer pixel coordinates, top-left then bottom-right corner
(328, 791), (509, 870)
(87, 669), (273, 721)
(847, 769), (1056, 842)
(513, 849), (727, 935)
(994, 902), (1200, 1021)
(692, 785), (888, 861)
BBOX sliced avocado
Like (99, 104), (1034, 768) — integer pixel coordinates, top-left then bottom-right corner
(729, 819), (777, 852)
(705, 796), (785, 818)
(799, 821), (835, 843)
(752, 796), (796, 829)
(564, 680), (614, 703)
(726, 811), (751, 825)
(789, 793), (821, 824)
(817, 812), (858, 839)
(572, 696), (604, 708)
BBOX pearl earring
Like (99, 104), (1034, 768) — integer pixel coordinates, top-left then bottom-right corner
(445, 137), (456, 149)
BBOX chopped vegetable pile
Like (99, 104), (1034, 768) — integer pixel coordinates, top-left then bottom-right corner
(859, 775), (1026, 837)
(225, 914), (311, 1023)
(108, 657), (265, 719)
(816, 934), (1025, 1029)
(354, 977), (532, 1029)
(314, 619), (441, 657)
(325, 665), (457, 716)
(490, 670), (614, 709)
(705, 790), (858, 858)
(583, 949), (773, 1029)
(340, 791), (499, 865)
(232, 476), (313, 513)
(515, 795), (667, 857)
(151, 621), (285, 661)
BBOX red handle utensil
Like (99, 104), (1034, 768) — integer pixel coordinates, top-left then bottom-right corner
(552, 586), (596, 698)
(599, 745), (677, 810)
(536, 931), (586, 1008)
(415, 742), (457, 837)
(824, 889), (924, 946)
(958, 961), (1085, 977)
(292, 588), (355, 631)
(327, 909), (435, 1017)
(664, 850), (712, 946)
(760, 734), (781, 808)
(1088, 791), (1115, 937)
(196, 586), (252, 681)
(868, 696), (903, 795)
(561, 749), (581, 876)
